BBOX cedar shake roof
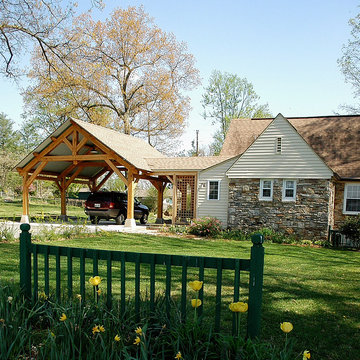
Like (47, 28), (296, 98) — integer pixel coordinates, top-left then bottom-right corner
(145, 156), (236, 172)
(220, 115), (360, 179)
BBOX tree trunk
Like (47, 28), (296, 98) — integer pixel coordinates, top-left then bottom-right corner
(123, 113), (131, 135)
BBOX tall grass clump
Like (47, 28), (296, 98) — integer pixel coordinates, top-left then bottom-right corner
(0, 281), (304, 360)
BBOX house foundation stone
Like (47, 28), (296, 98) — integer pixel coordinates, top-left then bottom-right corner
(228, 178), (331, 240)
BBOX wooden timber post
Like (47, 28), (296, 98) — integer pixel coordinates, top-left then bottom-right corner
(154, 181), (165, 224)
(21, 173), (30, 223)
(172, 175), (178, 225)
(125, 170), (136, 228)
(157, 183), (164, 222)
(60, 178), (67, 220)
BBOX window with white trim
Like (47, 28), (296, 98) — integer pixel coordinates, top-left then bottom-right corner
(259, 179), (273, 201)
(343, 183), (360, 214)
(208, 180), (220, 200)
(282, 180), (296, 201)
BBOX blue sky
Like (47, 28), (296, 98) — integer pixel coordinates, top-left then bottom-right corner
(0, 0), (359, 151)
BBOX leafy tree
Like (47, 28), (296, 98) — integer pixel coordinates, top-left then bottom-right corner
(0, 113), (21, 193)
(338, 13), (360, 113)
(0, 112), (20, 151)
(201, 70), (271, 154)
(18, 118), (46, 153)
(25, 6), (200, 150)
(106, 176), (127, 192)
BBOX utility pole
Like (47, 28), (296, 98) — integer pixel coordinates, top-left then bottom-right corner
(196, 130), (199, 156)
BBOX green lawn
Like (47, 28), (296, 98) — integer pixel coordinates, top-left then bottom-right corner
(0, 198), (159, 223)
(1, 231), (359, 360)
(0, 198), (86, 220)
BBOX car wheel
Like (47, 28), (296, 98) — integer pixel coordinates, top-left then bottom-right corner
(140, 213), (148, 224)
(90, 216), (99, 224)
(116, 213), (125, 225)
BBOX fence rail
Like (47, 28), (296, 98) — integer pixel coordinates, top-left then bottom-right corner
(19, 223), (264, 338)
(328, 226), (360, 248)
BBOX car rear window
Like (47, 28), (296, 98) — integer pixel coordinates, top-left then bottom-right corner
(87, 192), (113, 202)
(117, 193), (127, 201)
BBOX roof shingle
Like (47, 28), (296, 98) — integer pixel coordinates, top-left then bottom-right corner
(220, 115), (360, 179)
(145, 156), (236, 172)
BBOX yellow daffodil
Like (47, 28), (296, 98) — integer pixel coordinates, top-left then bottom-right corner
(99, 325), (105, 333)
(76, 294), (82, 301)
(135, 327), (142, 336)
(39, 291), (48, 300)
(114, 334), (121, 342)
(191, 299), (202, 308)
(59, 313), (67, 322)
(89, 276), (101, 286)
(280, 322), (293, 333)
(50, 331), (56, 338)
(175, 351), (182, 359)
(303, 350), (311, 359)
(229, 301), (248, 313)
(97, 289), (102, 295)
(189, 280), (203, 291)
(134, 336), (141, 345)
(92, 325), (100, 334)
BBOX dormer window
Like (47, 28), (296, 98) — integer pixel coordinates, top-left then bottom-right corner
(275, 137), (282, 154)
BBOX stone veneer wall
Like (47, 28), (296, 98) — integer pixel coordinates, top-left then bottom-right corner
(333, 182), (347, 228)
(228, 178), (332, 240)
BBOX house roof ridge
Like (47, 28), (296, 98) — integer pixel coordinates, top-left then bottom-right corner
(251, 114), (360, 120)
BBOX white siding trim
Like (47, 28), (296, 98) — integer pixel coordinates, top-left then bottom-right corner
(197, 157), (237, 227)
(207, 180), (221, 200)
(343, 182), (360, 215)
(226, 114), (333, 179)
(282, 179), (297, 202)
(259, 179), (273, 201)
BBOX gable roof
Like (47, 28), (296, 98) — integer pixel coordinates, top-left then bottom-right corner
(73, 119), (167, 171)
(220, 115), (360, 179)
(16, 118), (166, 175)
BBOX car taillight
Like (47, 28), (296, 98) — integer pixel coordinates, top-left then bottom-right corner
(109, 202), (115, 209)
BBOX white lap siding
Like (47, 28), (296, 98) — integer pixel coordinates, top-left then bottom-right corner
(226, 114), (333, 179)
(197, 158), (237, 226)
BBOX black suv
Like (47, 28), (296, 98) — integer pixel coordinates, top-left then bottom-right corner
(84, 191), (149, 225)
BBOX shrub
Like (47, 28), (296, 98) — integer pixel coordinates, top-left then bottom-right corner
(188, 217), (222, 237)
(252, 228), (297, 244)
(339, 215), (360, 245)
(220, 228), (249, 241)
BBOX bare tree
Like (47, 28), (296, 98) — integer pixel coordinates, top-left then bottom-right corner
(0, 0), (103, 77)
(25, 6), (200, 149)
(338, 13), (360, 113)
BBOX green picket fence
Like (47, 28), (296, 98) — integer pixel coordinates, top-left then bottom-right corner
(19, 223), (264, 338)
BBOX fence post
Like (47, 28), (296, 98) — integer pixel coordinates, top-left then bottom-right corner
(247, 233), (264, 339)
(20, 223), (32, 300)
(327, 225), (332, 244)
